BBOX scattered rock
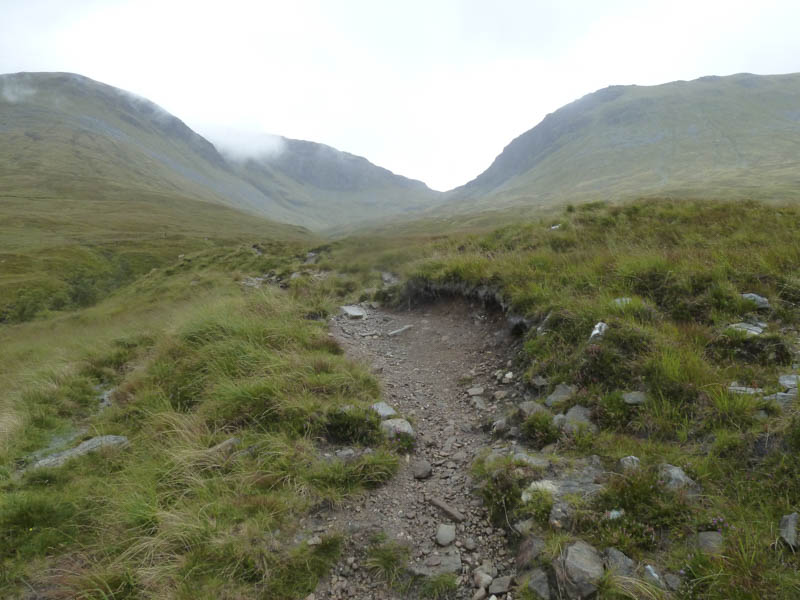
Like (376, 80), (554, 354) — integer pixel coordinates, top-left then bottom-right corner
(340, 305), (366, 319)
(491, 417), (509, 436)
(664, 572), (682, 591)
(412, 459), (433, 480)
(465, 537), (477, 551)
(468, 386), (485, 397)
(388, 325), (413, 337)
(589, 322), (608, 340)
(643, 564), (664, 588)
(429, 497), (466, 522)
(410, 551), (462, 577)
(742, 293), (770, 310)
(780, 374), (799, 390)
(370, 401), (398, 419)
(696, 531), (724, 554)
(31, 435), (129, 469)
(474, 570), (493, 590)
(560, 540), (604, 599)
(563, 405), (597, 434)
(780, 512), (799, 548)
(622, 391), (647, 405)
(519, 401), (548, 419)
(516, 535), (546, 570)
(381, 418), (415, 440)
(549, 502), (574, 531)
(545, 384), (576, 407)
(618, 455), (640, 472)
(729, 322), (765, 336)
(436, 523), (456, 546)
(527, 568), (551, 599)
(488, 575), (512, 595)
(502, 371), (514, 384)
(472, 396), (488, 410)
(659, 463), (697, 493)
(494, 390), (508, 401)
(603, 547), (635, 577)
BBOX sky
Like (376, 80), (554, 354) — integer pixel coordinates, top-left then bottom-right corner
(2, 0), (800, 190)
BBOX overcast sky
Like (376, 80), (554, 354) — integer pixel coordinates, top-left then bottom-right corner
(2, 0), (800, 190)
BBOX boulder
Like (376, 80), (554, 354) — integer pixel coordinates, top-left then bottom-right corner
(618, 455), (641, 472)
(545, 384), (576, 407)
(340, 305), (366, 319)
(564, 405), (597, 434)
(659, 463), (697, 492)
(31, 435), (129, 470)
(381, 419), (415, 440)
(696, 531), (724, 554)
(516, 535), (546, 570)
(622, 391), (647, 405)
(603, 547), (635, 577)
(527, 568), (551, 599)
(559, 540), (604, 599)
(741, 293), (770, 310)
(370, 401), (397, 419)
(436, 523), (456, 547)
(412, 459), (433, 480)
(780, 512), (799, 548)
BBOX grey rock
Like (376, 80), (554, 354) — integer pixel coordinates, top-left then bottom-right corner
(552, 414), (567, 430)
(549, 502), (574, 531)
(618, 455), (641, 472)
(728, 384), (764, 395)
(492, 417), (509, 436)
(697, 531), (724, 554)
(513, 518), (535, 536)
(780, 374), (799, 390)
(589, 321), (608, 340)
(488, 575), (512, 595)
(468, 386), (485, 396)
(410, 551), (461, 577)
(340, 305), (366, 319)
(465, 537), (477, 551)
(502, 371), (514, 384)
(514, 452), (551, 469)
(335, 448), (355, 459)
(531, 375), (549, 388)
(436, 523), (456, 547)
(780, 512), (799, 548)
(474, 570), (493, 590)
(603, 547), (635, 577)
(659, 463), (697, 492)
(729, 322), (764, 336)
(545, 383), (576, 407)
(561, 540), (604, 599)
(207, 437), (239, 456)
(412, 459), (433, 480)
(388, 325), (413, 337)
(471, 588), (487, 600)
(31, 435), (129, 469)
(472, 396), (488, 410)
(622, 391), (647, 405)
(370, 401), (397, 419)
(564, 405), (597, 434)
(527, 568), (551, 599)
(742, 293), (770, 310)
(381, 418), (415, 440)
(494, 390), (509, 401)
(764, 391), (797, 408)
(664, 573), (682, 591)
(643, 564), (664, 588)
(516, 535), (546, 570)
(519, 401), (548, 418)
(429, 497), (466, 522)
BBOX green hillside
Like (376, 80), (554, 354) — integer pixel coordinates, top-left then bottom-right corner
(444, 73), (800, 212)
(0, 72), (439, 230)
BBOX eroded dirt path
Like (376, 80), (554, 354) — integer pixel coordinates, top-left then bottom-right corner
(308, 300), (527, 600)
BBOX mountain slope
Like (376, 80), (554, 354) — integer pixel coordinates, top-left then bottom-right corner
(0, 72), (438, 229)
(447, 72), (800, 210)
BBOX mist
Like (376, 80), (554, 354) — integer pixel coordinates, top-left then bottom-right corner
(204, 128), (287, 163)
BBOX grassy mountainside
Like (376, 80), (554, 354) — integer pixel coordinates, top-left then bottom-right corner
(0, 242), (401, 598)
(387, 199), (800, 598)
(445, 73), (800, 212)
(0, 72), (439, 230)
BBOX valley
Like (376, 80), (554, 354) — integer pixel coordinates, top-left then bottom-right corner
(1, 70), (800, 600)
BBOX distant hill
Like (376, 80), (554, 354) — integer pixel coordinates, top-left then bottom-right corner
(0, 72), (439, 229)
(445, 72), (800, 211)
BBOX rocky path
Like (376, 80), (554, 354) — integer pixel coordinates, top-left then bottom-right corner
(308, 300), (526, 600)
